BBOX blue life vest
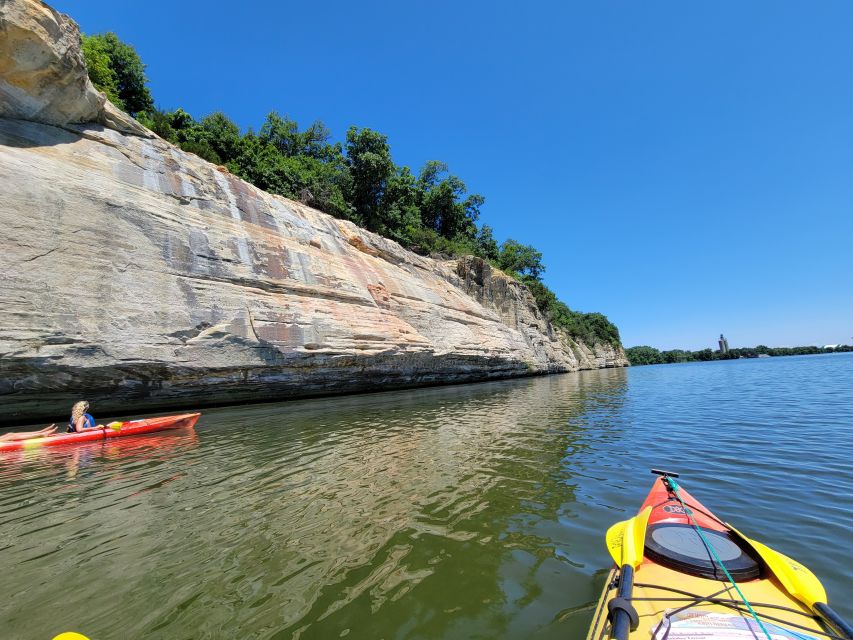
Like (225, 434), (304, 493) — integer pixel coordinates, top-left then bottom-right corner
(68, 412), (95, 433)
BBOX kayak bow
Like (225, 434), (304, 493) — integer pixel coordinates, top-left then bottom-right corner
(587, 470), (852, 640)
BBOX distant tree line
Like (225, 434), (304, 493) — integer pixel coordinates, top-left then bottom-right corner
(625, 344), (853, 366)
(80, 32), (622, 347)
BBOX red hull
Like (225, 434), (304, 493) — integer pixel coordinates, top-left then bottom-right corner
(0, 413), (201, 453)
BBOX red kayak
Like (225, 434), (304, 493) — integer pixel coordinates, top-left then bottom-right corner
(0, 413), (201, 453)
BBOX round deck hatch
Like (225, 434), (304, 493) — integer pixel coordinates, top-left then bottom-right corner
(645, 523), (760, 581)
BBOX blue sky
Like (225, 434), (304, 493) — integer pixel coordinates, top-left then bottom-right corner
(54, 1), (853, 350)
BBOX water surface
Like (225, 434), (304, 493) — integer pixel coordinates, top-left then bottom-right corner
(1, 353), (851, 638)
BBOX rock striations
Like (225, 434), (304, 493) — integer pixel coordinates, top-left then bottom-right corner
(0, 0), (627, 425)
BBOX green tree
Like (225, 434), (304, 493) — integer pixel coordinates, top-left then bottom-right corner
(200, 112), (241, 163)
(81, 32), (153, 116)
(475, 225), (500, 261)
(259, 112), (335, 159)
(662, 349), (693, 364)
(579, 312), (622, 346)
(498, 239), (545, 280)
(81, 35), (121, 108)
(226, 132), (350, 219)
(416, 161), (483, 240)
(519, 277), (621, 346)
(144, 108), (223, 163)
(380, 166), (422, 243)
(345, 126), (395, 231)
(625, 346), (664, 366)
(136, 107), (175, 141)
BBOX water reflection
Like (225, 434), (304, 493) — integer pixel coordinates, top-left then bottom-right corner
(0, 370), (630, 639)
(0, 429), (200, 481)
(4, 356), (849, 639)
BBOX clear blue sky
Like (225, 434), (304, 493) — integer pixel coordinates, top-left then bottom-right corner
(54, 1), (853, 350)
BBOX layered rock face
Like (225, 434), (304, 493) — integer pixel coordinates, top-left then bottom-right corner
(0, 1), (627, 425)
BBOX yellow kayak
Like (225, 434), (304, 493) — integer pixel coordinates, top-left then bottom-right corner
(587, 470), (852, 640)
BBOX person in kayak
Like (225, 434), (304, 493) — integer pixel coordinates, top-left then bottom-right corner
(68, 400), (103, 433)
(0, 424), (58, 442)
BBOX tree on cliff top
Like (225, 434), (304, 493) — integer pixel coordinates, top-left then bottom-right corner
(345, 126), (396, 232)
(497, 240), (545, 280)
(82, 33), (153, 116)
(417, 161), (483, 241)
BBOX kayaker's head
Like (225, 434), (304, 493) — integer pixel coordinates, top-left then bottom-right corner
(71, 401), (89, 422)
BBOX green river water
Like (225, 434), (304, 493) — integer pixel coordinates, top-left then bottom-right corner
(1, 353), (851, 639)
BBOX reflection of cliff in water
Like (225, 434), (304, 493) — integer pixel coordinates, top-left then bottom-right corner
(0, 371), (629, 639)
(428, 369), (630, 640)
(224, 369), (630, 639)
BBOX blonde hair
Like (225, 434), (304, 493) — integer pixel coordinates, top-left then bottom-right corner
(71, 400), (89, 423)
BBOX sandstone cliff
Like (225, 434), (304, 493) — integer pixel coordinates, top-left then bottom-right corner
(0, 1), (627, 425)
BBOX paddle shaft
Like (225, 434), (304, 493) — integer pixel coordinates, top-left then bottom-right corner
(610, 564), (634, 640)
(815, 603), (853, 639)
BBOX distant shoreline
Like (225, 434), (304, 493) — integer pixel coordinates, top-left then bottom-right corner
(625, 344), (852, 366)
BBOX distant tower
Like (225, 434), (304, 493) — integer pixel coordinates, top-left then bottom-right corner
(718, 334), (729, 354)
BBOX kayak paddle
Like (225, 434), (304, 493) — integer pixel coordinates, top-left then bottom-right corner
(729, 526), (853, 639)
(605, 505), (652, 639)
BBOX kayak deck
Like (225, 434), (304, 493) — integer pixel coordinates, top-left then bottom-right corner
(587, 475), (835, 639)
(587, 563), (827, 639)
(0, 413), (201, 452)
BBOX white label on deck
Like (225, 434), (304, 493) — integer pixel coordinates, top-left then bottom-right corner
(652, 611), (818, 640)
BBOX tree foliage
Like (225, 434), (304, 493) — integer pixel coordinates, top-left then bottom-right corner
(81, 33), (153, 115)
(625, 344), (853, 366)
(520, 278), (621, 346)
(345, 127), (395, 231)
(81, 35), (121, 107)
(497, 240), (545, 280)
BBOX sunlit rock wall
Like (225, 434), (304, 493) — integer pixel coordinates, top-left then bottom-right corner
(0, 0), (627, 425)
